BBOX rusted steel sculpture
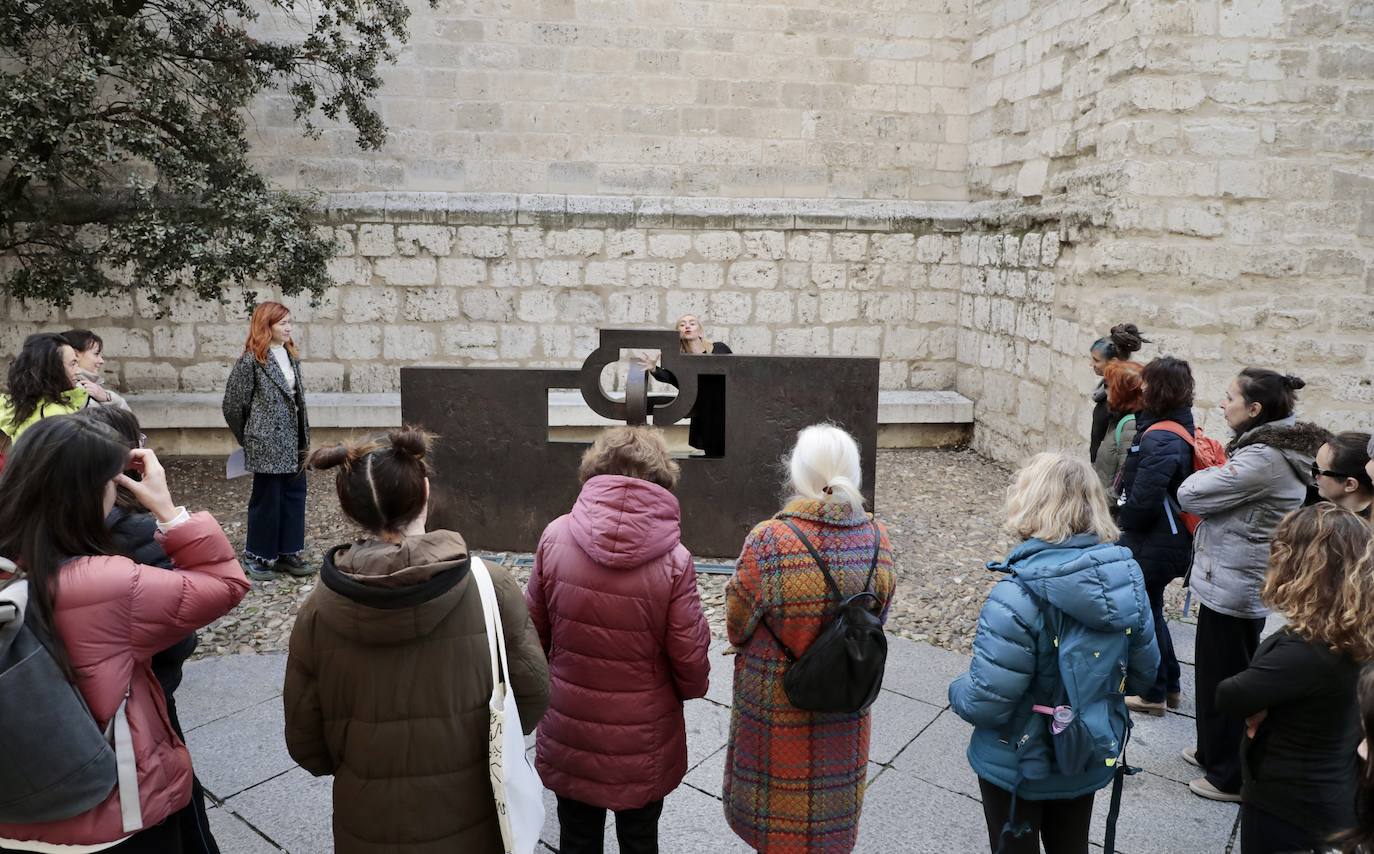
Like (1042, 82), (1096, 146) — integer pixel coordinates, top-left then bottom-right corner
(400, 328), (879, 557)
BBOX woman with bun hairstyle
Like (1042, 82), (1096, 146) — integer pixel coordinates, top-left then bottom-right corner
(1088, 324), (1148, 463)
(1313, 432), (1374, 520)
(525, 426), (710, 854)
(1116, 357), (1197, 718)
(221, 302), (311, 581)
(723, 425), (896, 854)
(1178, 368), (1332, 802)
(1216, 504), (1372, 853)
(283, 428), (549, 854)
(0, 416), (248, 852)
(1093, 359), (1144, 495)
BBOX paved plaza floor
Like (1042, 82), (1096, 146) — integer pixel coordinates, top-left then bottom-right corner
(186, 620), (1240, 853)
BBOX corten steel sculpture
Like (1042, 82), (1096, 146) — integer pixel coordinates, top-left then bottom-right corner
(400, 328), (879, 557)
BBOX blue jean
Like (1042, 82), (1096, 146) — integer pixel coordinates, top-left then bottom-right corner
(245, 471), (306, 563)
(1144, 577), (1181, 703)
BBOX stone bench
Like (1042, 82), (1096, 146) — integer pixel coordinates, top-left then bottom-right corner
(126, 389), (973, 455)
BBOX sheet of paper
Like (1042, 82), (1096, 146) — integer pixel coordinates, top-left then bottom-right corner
(226, 448), (249, 479)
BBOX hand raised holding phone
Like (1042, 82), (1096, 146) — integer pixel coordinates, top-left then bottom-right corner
(115, 448), (179, 523)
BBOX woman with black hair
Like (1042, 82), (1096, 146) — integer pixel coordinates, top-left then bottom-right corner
(0, 333), (86, 446)
(0, 416), (247, 851)
(1117, 357), (1196, 718)
(1088, 324), (1148, 463)
(1178, 368), (1332, 802)
(62, 329), (130, 411)
(1314, 432), (1374, 520)
(76, 407), (218, 853)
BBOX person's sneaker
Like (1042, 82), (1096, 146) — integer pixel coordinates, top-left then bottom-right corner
(1126, 695), (1166, 717)
(242, 555), (276, 582)
(275, 553), (316, 578)
(1182, 747), (1201, 769)
(1188, 777), (1242, 803)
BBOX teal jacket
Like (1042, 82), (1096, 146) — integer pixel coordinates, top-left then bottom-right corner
(948, 535), (1159, 799)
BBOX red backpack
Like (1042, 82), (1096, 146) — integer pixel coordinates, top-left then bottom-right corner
(1143, 421), (1227, 535)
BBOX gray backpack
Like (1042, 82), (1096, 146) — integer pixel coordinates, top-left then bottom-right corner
(0, 561), (142, 830)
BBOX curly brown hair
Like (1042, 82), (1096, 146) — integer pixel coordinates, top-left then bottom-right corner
(579, 426), (680, 490)
(1263, 503), (1374, 662)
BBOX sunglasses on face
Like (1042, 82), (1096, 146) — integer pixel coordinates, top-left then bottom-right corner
(1311, 462), (1360, 482)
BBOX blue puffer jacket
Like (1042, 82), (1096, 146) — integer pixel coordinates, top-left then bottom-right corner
(949, 535), (1160, 800)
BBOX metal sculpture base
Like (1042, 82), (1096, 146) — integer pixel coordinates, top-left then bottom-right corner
(401, 329), (879, 557)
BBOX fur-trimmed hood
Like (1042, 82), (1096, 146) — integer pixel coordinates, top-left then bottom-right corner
(1232, 417), (1331, 456)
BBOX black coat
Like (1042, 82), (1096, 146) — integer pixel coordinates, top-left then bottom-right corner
(1116, 407), (1195, 587)
(650, 342), (731, 457)
(106, 506), (200, 700)
(1216, 627), (1361, 838)
(1089, 381), (1109, 463)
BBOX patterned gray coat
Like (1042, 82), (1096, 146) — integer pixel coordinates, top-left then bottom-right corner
(222, 351), (310, 474)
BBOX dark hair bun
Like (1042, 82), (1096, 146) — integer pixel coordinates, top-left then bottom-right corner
(389, 426), (433, 461)
(1109, 323), (1149, 355)
(307, 443), (353, 471)
(1283, 374), (1306, 391)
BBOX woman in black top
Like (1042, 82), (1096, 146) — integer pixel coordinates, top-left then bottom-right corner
(1087, 323), (1147, 462)
(1216, 503), (1373, 853)
(639, 314), (731, 457)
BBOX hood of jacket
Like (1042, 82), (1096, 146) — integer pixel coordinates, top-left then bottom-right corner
(1233, 416), (1329, 481)
(568, 475), (682, 570)
(988, 534), (1143, 632)
(316, 530), (472, 644)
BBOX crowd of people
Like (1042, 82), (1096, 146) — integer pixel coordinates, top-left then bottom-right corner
(1, 308), (1374, 854)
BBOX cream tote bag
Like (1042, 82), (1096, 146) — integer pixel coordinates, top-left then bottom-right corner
(469, 556), (545, 854)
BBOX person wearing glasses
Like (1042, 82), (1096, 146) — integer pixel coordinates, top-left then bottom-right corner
(77, 406), (218, 852)
(1312, 432), (1373, 520)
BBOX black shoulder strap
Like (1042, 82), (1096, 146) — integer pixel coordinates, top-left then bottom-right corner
(780, 518), (843, 602)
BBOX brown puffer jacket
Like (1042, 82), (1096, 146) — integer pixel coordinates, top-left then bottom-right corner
(283, 531), (550, 854)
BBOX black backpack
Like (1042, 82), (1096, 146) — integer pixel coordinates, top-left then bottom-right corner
(760, 520), (887, 714)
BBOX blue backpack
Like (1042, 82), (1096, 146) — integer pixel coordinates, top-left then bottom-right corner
(998, 578), (1137, 854)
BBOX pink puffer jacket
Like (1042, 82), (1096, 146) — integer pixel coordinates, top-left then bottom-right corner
(525, 475), (711, 811)
(0, 512), (249, 848)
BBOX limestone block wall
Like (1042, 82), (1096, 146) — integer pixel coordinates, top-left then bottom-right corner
(0, 196), (980, 398)
(246, 0), (971, 200)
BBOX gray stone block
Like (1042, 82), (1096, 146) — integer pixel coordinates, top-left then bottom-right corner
(684, 698), (732, 770)
(224, 766), (333, 853)
(1089, 763), (1239, 854)
(881, 636), (971, 707)
(206, 807), (283, 853)
(856, 768), (989, 853)
(186, 697), (296, 799)
(705, 639), (735, 707)
(889, 708), (980, 799)
(868, 688), (942, 765)
(1125, 707), (1201, 786)
(1168, 618), (1196, 666)
(178, 653), (287, 732)
(682, 744), (727, 796)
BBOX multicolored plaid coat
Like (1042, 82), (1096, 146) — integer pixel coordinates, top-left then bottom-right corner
(723, 499), (897, 853)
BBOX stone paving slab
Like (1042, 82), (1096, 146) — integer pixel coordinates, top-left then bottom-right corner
(178, 620), (1235, 852)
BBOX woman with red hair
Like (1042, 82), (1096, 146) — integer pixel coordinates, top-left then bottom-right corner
(221, 302), (313, 580)
(1093, 360), (1145, 495)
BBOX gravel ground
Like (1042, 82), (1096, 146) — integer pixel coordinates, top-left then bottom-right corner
(171, 449), (1032, 658)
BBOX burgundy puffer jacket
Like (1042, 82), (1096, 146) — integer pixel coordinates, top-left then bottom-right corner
(525, 475), (711, 811)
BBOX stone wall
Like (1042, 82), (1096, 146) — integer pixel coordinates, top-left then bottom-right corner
(247, 0), (970, 200)
(0, 196), (978, 398)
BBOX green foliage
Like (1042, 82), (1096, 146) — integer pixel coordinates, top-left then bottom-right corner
(0, 0), (432, 310)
